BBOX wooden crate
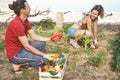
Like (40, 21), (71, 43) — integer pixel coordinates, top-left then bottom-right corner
(39, 58), (67, 80)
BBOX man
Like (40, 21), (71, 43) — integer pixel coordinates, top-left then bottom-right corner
(5, 0), (50, 74)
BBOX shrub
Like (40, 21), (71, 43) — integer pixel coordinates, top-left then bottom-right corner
(38, 17), (56, 29)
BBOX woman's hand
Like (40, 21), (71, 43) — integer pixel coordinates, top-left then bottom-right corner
(94, 38), (98, 44)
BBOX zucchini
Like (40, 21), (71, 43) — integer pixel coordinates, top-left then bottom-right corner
(49, 71), (58, 75)
(56, 57), (66, 65)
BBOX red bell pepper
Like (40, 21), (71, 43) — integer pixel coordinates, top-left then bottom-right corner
(51, 32), (63, 41)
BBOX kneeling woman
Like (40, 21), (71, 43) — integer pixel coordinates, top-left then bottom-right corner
(68, 5), (104, 48)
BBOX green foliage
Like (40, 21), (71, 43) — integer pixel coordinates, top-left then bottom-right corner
(33, 25), (53, 37)
(71, 50), (81, 55)
(46, 44), (63, 54)
(53, 45), (63, 54)
(53, 25), (69, 46)
(81, 48), (94, 55)
(0, 59), (9, 64)
(83, 31), (90, 49)
(38, 31), (53, 37)
(107, 33), (120, 55)
(33, 25), (43, 34)
(54, 26), (63, 33)
(61, 46), (70, 53)
(70, 48), (94, 56)
(0, 60), (4, 64)
(115, 54), (120, 71)
(0, 39), (5, 53)
(108, 35), (120, 71)
(88, 53), (106, 67)
(69, 61), (76, 70)
(38, 17), (56, 29)
(62, 25), (70, 33)
(0, 23), (6, 30)
(62, 31), (69, 45)
(12, 70), (37, 80)
(46, 43), (70, 54)
(61, 25), (71, 45)
(51, 45), (70, 54)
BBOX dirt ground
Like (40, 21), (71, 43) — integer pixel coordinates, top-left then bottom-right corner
(0, 23), (120, 80)
(63, 30), (119, 80)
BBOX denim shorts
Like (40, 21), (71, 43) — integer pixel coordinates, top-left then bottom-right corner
(10, 41), (48, 69)
(68, 27), (77, 38)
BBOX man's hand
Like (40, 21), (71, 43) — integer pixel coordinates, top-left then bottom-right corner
(43, 54), (50, 60)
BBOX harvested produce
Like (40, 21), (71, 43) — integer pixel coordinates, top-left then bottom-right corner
(41, 54), (66, 75)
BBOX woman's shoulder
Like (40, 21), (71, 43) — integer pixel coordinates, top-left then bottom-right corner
(83, 15), (91, 23)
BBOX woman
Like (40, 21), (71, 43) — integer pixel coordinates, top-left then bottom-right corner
(68, 5), (104, 48)
(5, 0), (50, 74)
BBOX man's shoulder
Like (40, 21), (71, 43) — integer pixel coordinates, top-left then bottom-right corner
(10, 17), (22, 26)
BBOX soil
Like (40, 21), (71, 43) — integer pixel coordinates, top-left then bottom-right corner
(0, 23), (120, 80)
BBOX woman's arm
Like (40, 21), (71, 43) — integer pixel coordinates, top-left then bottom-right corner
(18, 36), (45, 57)
(86, 17), (92, 33)
(28, 29), (50, 41)
(93, 19), (98, 39)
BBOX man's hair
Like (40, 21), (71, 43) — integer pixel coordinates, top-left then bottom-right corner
(8, 0), (26, 16)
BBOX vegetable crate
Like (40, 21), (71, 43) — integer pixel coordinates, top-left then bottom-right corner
(39, 57), (67, 80)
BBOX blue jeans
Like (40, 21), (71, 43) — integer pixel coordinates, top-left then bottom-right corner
(10, 41), (48, 69)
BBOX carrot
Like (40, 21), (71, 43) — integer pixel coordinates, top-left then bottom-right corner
(52, 54), (60, 59)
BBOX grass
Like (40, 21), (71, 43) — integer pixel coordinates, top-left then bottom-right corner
(12, 70), (38, 80)
(88, 53), (107, 67)
(0, 39), (5, 53)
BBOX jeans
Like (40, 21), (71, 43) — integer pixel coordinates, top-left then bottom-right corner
(68, 27), (77, 38)
(10, 41), (48, 69)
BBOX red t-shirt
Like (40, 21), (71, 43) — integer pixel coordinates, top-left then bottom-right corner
(5, 16), (32, 60)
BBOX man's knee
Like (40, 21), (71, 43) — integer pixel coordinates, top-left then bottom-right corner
(41, 41), (46, 47)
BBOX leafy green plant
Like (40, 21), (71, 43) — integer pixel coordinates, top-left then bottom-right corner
(115, 54), (120, 71)
(38, 17), (55, 29)
(53, 25), (69, 46)
(88, 53), (106, 67)
(82, 31), (90, 50)
(108, 36), (120, 71)
(62, 32), (69, 45)
(54, 26), (63, 33)
(33, 25), (43, 34)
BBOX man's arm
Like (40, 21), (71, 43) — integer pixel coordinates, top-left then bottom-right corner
(28, 29), (50, 41)
(18, 36), (45, 57)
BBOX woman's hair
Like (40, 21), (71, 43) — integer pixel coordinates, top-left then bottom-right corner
(91, 5), (104, 19)
(8, 0), (26, 16)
